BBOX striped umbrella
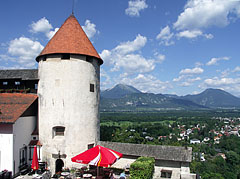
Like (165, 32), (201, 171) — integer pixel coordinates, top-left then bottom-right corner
(71, 145), (122, 167)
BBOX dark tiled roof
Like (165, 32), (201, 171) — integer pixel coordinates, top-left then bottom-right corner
(29, 140), (42, 146)
(0, 93), (38, 123)
(0, 69), (38, 80)
(36, 15), (103, 64)
(98, 141), (192, 162)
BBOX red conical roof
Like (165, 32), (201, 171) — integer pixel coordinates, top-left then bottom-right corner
(36, 15), (103, 64)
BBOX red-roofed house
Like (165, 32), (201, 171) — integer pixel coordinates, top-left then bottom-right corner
(0, 93), (38, 175)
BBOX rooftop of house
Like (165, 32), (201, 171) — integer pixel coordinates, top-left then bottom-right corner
(36, 15), (103, 64)
(0, 93), (38, 123)
(0, 69), (38, 80)
(98, 141), (192, 163)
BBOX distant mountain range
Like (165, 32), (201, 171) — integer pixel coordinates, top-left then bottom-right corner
(100, 84), (240, 111)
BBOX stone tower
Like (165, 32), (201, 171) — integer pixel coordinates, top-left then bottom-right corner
(36, 15), (103, 172)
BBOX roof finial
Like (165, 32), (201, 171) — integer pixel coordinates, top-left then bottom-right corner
(72, 0), (75, 15)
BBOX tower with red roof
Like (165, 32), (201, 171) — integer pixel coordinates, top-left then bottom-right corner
(36, 15), (103, 172)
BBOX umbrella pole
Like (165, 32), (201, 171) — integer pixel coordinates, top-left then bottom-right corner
(97, 166), (99, 177)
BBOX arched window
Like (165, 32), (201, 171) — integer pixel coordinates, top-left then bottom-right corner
(52, 126), (65, 138)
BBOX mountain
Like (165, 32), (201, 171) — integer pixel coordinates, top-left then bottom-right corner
(101, 84), (142, 99)
(181, 88), (240, 108)
(100, 85), (240, 111)
(100, 92), (206, 111)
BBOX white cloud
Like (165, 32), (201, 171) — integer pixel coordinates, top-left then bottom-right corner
(180, 82), (191, 87)
(30, 17), (60, 40)
(100, 50), (112, 65)
(188, 77), (201, 82)
(156, 26), (174, 46)
(174, 0), (240, 30)
(125, 0), (148, 17)
(206, 56), (230, 66)
(195, 62), (203, 67)
(111, 54), (155, 74)
(177, 30), (203, 38)
(177, 30), (214, 39)
(173, 75), (185, 82)
(204, 77), (240, 86)
(100, 34), (156, 75)
(154, 53), (165, 63)
(7, 37), (43, 67)
(180, 67), (204, 75)
(46, 28), (59, 40)
(115, 34), (147, 55)
(30, 17), (53, 34)
(82, 19), (99, 39)
(233, 66), (240, 73)
(120, 74), (171, 93)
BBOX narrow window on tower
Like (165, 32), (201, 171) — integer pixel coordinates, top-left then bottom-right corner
(90, 84), (94, 92)
(61, 53), (70, 60)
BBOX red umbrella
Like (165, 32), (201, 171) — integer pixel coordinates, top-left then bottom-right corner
(31, 146), (39, 171)
(71, 145), (122, 167)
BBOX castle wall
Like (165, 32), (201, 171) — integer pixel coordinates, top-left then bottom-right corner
(38, 54), (100, 172)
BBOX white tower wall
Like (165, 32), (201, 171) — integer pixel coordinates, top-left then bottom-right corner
(38, 54), (100, 171)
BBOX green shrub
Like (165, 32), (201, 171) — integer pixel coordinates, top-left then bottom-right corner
(130, 157), (155, 179)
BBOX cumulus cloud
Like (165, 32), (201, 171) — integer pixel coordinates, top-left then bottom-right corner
(177, 30), (214, 39)
(180, 67), (204, 75)
(115, 34), (147, 55)
(111, 54), (155, 73)
(82, 19), (99, 39)
(46, 28), (59, 40)
(174, 75), (201, 87)
(156, 26), (174, 46)
(7, 37), (43, 67)
(173, 0), (240, 30)
(154, 53), (165, 63)
(100, 34), (158, 75)
(206, 56), (230, 66)
(125, 0), (148, 17)
(202, 77), (240, 97)
(30, 17), (59, 40)
(120, 74), (171, 93)
(233, 66), (240, 73)
(30, 17), (53, 34)
(204, 77), (240, 86)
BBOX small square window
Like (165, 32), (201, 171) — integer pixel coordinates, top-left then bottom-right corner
(61, 54), (70, 60)
(15, 81), (20, 85)
(3, 82), (8, 85)
(33, 136), (36, 140)
(90, 84), (94, 92)
(53, 126), (65, 137)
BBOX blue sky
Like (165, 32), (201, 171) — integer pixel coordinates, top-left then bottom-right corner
(0, 0), (240, 96)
